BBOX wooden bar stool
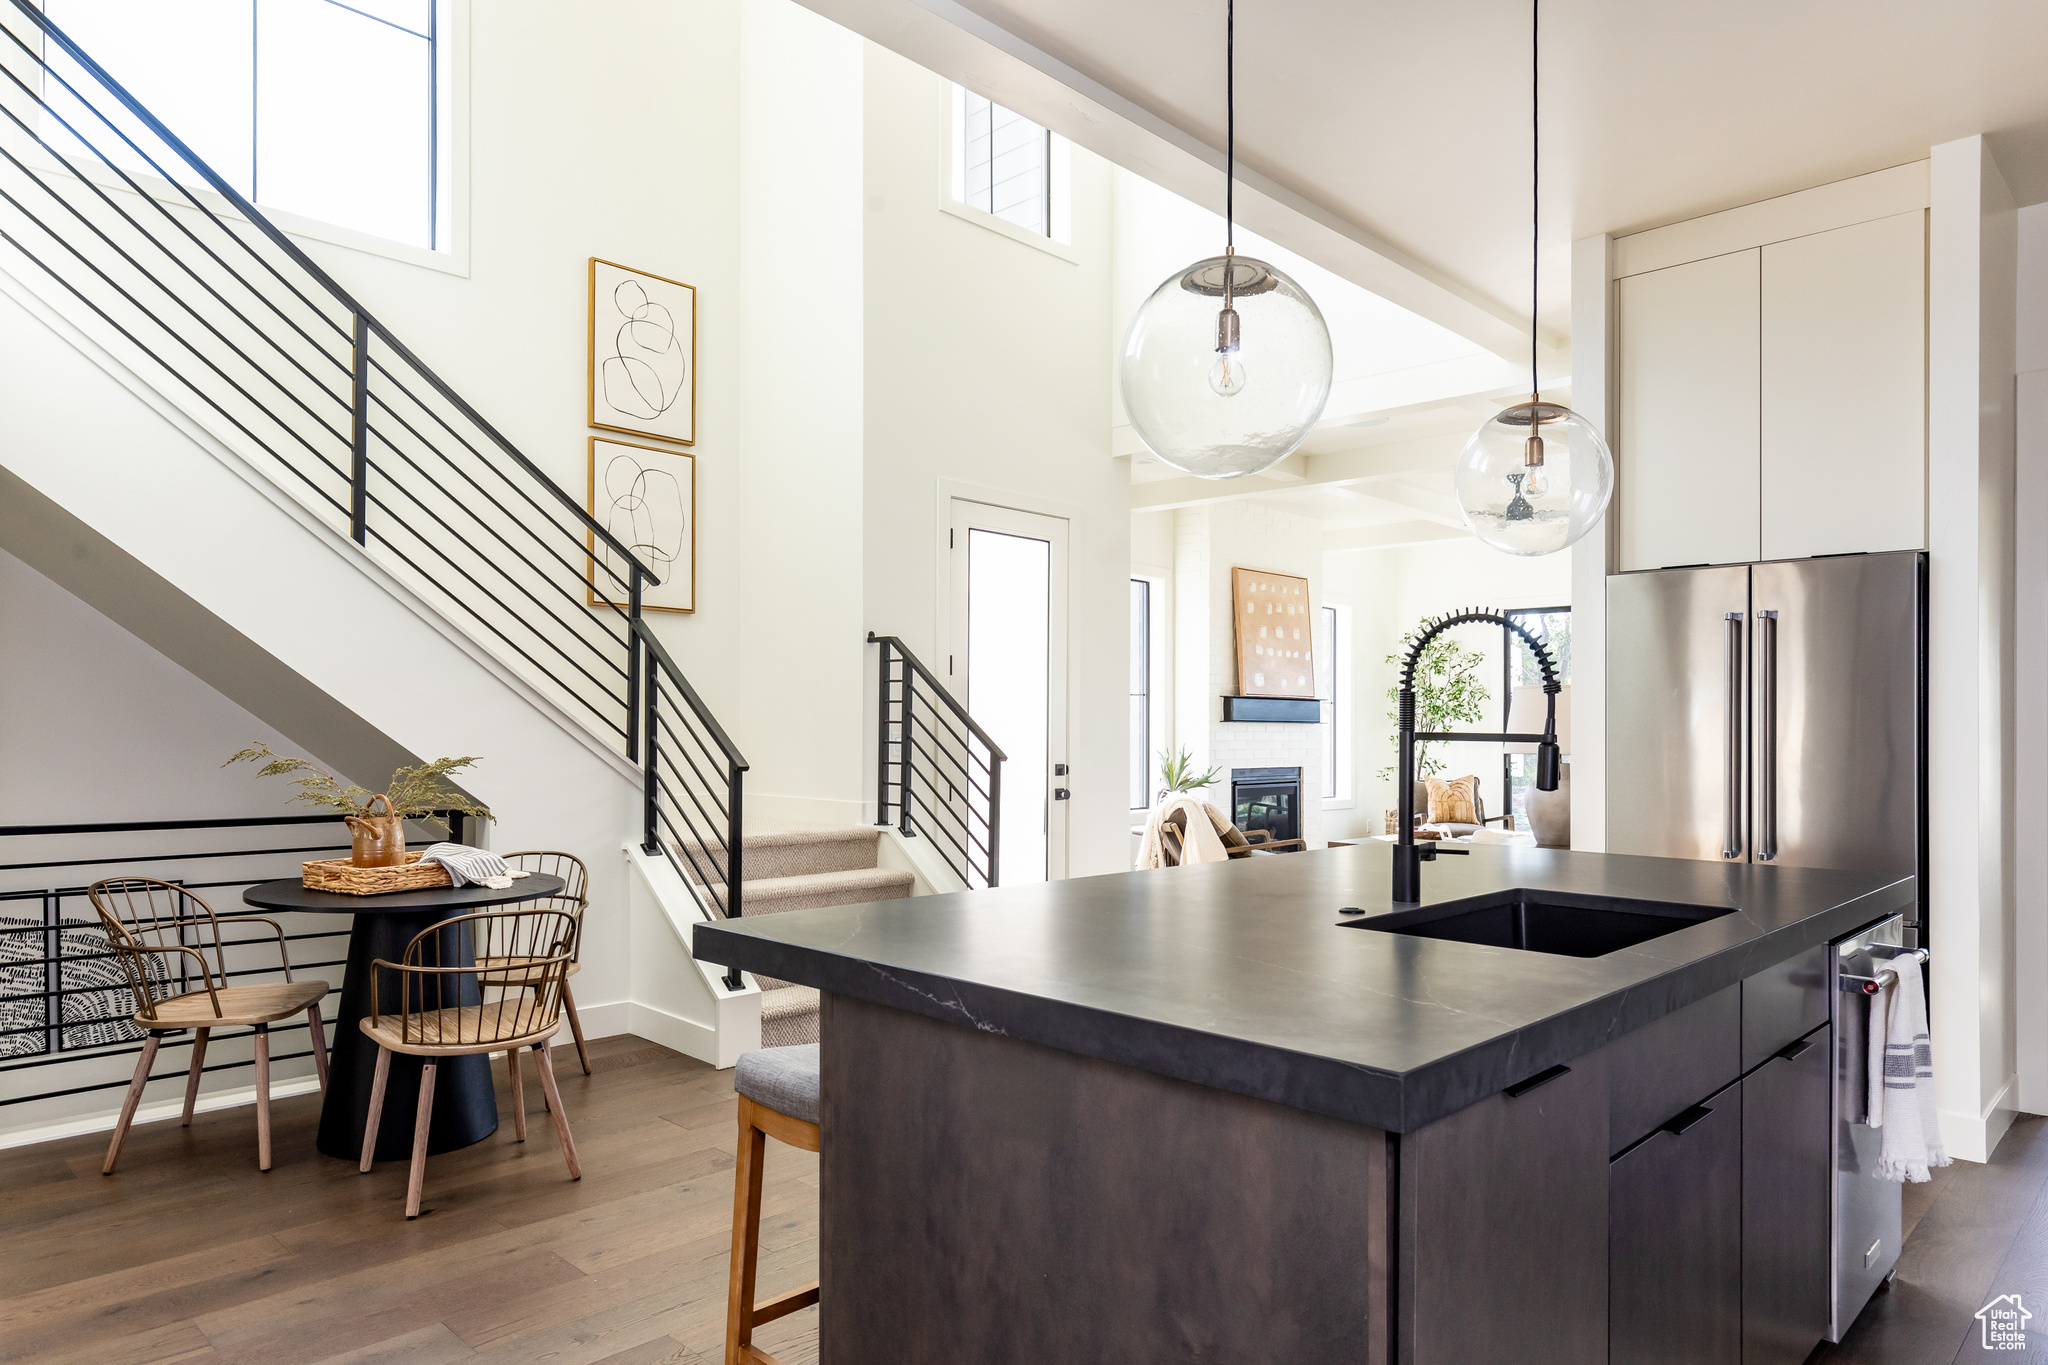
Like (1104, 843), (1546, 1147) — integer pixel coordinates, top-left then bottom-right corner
(727, 1043), (820, 1365)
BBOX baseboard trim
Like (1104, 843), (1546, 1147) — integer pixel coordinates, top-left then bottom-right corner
(624, 1001), (722, 1066)
(1938, 1073), (2019, 1164)
(0, 1074), (324, 1151)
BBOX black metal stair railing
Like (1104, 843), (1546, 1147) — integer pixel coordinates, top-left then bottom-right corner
(0, 812), (463, 1110)
(0, 4), (743, 925)
(868, 633), (1005, 889)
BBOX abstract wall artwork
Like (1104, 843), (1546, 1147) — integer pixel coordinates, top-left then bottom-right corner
(1231, 566), (1316, 698)
(587, 437), (695, 613)
(588, 257), (696, 445)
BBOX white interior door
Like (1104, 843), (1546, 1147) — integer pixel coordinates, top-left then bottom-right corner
(947, 500), (1068, 883)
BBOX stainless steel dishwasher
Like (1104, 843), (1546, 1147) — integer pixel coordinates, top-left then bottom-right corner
(1827, 913), (1923, 1341)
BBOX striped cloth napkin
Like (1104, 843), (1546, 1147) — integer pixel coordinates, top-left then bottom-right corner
(418, 843), (530, 890)
(1867, 959), (1950, 1183)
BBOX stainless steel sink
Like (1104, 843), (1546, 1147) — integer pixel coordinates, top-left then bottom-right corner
(1340, 889), (1735, 958)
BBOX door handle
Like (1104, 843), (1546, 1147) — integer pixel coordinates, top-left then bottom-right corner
(1662, 1103), (1715, 1137)
(1775, 1034), (1818, 1062)
(1503, 1064), (1570, 1098)
(1724, 612), (1744, 860)
(1757, 610), (1778, 862)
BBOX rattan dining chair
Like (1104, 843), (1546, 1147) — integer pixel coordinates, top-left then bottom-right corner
(357, 906), (582, 1218)
(490, 851), (590, 1074)
(86, 877), (330, 1175)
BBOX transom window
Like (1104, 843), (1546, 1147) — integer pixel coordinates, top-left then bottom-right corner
(950, 85), (1070, 245)
(40, 0), (454, 252)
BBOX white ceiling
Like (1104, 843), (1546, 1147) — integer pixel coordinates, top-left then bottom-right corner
(815, 0), (2048, 347)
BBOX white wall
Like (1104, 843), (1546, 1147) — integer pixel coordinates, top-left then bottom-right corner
(1170, 501), (1327, 852)
(2013, 199), (2048, 1116)
(0, 548), (354, 825)
(1927, 134), (2019, 1162)
(860, 44), (1128, 877)
(1323, 537), (1573, 842)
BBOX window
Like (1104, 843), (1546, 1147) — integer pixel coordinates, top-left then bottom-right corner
(41, 0), (454, 252)
(1130, 578), (1151, 810)
(1502, 607), (1571, 831)
(1319, 603), (1351, 802)
(950, 85), (1070, 245)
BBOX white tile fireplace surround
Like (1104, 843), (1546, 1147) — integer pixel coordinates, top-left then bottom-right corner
(1172, 501), (1326, 849)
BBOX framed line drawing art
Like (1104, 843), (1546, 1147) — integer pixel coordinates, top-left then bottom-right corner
(1231, 566), (1315, 697)
(587, 436), (695, 614)
(588, 257), (696, 445)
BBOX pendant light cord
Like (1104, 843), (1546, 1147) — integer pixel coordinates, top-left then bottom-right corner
(1530, 0), (1539, 399)
(1226, 0), (1235, 256)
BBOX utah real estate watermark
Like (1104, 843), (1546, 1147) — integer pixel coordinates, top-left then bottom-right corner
(1979, 1294), (2032, 1351)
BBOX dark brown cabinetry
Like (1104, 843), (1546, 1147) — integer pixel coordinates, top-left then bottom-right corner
(1609, 1084), (1744, 1365)
(1743, 1024), (1834, 1364)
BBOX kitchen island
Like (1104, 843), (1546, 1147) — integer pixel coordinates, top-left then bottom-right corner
(693, 841), (1914, 1365)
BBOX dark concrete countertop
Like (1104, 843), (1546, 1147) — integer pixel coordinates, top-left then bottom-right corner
(692, 843), (1913, 1133)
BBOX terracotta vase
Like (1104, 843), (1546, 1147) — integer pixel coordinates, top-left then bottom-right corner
(345, 793), (407, 867)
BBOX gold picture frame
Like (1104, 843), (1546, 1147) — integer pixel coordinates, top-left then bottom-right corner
(1231, 566), (1315, 698)
(586, 436), (695, 614)
(588, 257), (696, 445)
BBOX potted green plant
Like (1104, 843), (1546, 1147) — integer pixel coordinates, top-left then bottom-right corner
(1155, 745), (1222, 807)
(1378, 631), (1489, 822)
(225, 742), (492, 867)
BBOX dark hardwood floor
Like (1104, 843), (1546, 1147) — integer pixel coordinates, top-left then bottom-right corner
(1815, 1114), (2048, 1363)
(0, 1036), (818, 1365)
(1, 1033), (2038, 1364)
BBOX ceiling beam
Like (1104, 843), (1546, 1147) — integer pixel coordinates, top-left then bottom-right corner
(1323, 522), (1472, 553)
(797, 0), (1564, 368)
(1130, 432), (1464, 512)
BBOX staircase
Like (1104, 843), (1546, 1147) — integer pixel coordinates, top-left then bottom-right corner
(712, 829), (915, 1045)
(0, 1), (758, 1079)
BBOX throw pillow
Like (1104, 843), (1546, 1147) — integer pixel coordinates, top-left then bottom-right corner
(1425, 775), (1480, 827)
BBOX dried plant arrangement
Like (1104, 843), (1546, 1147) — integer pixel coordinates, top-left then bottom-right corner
(223, 742), (492, 834)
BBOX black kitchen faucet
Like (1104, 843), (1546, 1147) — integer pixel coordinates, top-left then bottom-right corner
(1393, 610), (1562, 902)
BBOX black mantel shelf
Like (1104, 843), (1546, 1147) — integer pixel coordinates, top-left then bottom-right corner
(1221, 694), (1320, 723)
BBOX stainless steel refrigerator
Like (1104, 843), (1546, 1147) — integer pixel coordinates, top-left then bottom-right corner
(1607, 549), (1927, 1345)
(1607, 550), (1925, 917)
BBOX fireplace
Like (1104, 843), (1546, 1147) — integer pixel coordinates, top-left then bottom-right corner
(1231, 768), (1302, 847)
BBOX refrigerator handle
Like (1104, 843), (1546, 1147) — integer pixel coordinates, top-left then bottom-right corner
(1759, 610), (1779, 862)
(1724, 612), (1745, 860)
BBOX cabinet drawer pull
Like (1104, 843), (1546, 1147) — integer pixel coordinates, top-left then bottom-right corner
(1661, 1104), (1715, 1136)
(1775, 1035), (1819, 1062)
(1503, 1064), (1571, 1098)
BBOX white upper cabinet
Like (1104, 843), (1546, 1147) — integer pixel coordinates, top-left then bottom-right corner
(1612, 165), (1929, 571)
(1617, 250), (1763, 571)
(1760, 211), (1927, 560)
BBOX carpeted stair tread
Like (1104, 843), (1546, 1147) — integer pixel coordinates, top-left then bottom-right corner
(760, 985), (820, 1047)
(712, 866), (914, 913)
(687, 827), (887, 881)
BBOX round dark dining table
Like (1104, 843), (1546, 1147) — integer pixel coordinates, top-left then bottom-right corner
(243, 874), (566, 1163)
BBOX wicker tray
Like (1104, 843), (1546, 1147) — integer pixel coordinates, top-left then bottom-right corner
(302, 851), (452, 895)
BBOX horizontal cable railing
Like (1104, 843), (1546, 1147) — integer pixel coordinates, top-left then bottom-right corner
(868, 633), (1004, 890)
(0, 811), (465, 1112)
(0, 3), (748, 932)
(635, 618), (748, 988)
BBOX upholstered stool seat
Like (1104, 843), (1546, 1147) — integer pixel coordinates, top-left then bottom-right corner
(735, 1042), (819, 1124)
(728, 1044), (821, 1365)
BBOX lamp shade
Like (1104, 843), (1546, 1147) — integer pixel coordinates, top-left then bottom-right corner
(1504, 684), (1570, 756)
(1119, 256), (1333, 479)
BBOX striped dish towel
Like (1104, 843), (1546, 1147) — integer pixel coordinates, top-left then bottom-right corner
(418, 843), (530, 890)
(1866, 959), (1950, 1183)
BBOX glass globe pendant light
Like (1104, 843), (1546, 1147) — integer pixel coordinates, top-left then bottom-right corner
(1454, 0), (1614, 556)
(1119, 0), (1332, 479)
